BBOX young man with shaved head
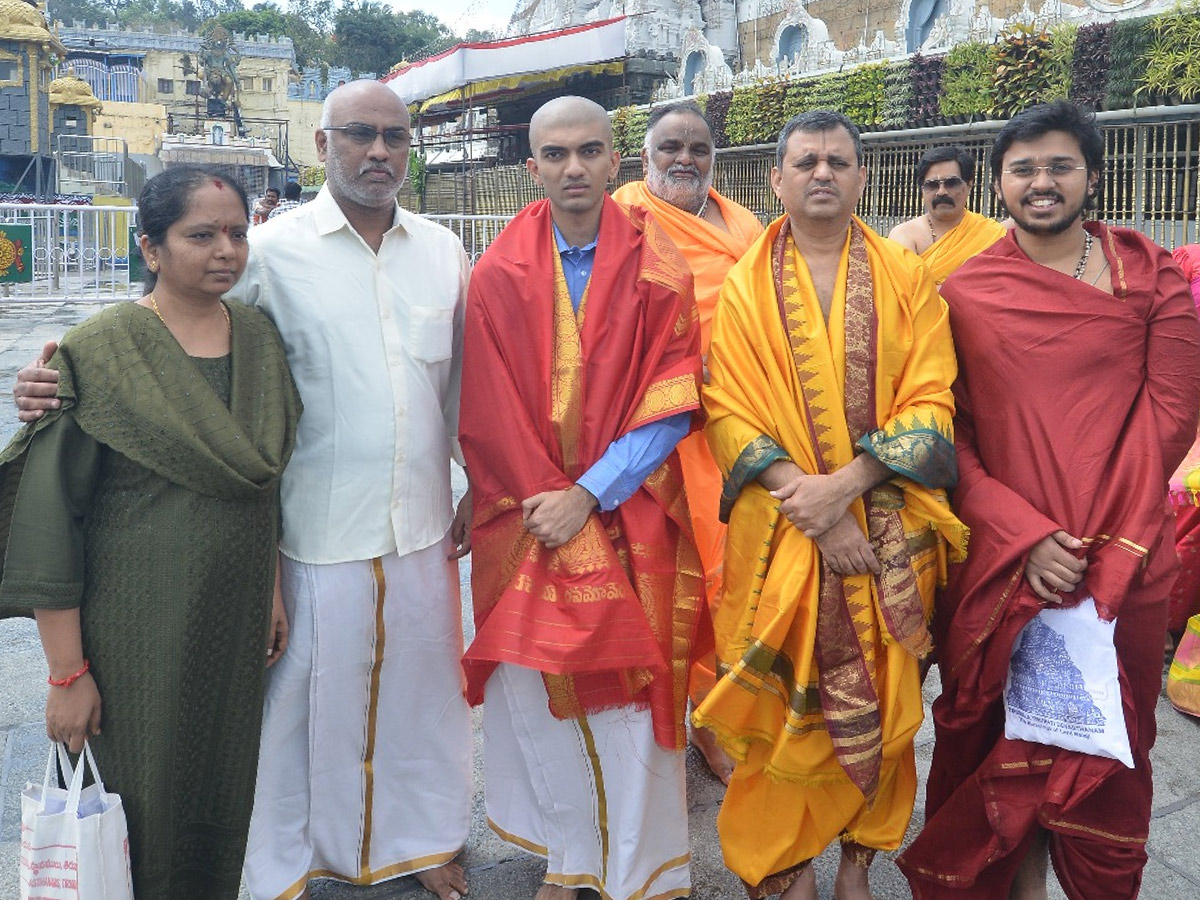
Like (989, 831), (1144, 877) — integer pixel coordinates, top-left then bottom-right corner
(694, 110), (964, 900)
(459, 95), (706, 900)
(14, 79), (473, 900)
(613, 101), (762, 783)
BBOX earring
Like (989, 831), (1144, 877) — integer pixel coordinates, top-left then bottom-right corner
(148, 260), (158, 272)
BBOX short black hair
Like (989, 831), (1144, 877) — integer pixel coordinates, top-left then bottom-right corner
(646, 99), (710, 135)
(990, 101), (1104, 198)
(137, 165), (249, 291)
(283, 181), (302, 201)
(776, 110), (863, 168)
(916, 145), (975, 185)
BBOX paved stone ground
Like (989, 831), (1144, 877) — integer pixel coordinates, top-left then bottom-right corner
(0, 301), (1198, 900)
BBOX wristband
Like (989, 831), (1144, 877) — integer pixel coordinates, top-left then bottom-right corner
(47, 659), (89, 688)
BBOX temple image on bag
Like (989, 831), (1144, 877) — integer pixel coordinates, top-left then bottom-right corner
(1007, 618), (1107, 730)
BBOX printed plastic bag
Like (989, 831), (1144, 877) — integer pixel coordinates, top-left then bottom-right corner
(1003, 595), (1133, 768)
(19, 742), (134, 900)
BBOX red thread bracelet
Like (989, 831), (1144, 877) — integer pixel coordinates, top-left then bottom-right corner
(48, 660), (89, 688)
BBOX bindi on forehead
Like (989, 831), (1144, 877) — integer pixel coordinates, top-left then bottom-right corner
(213, 179), (225, 190)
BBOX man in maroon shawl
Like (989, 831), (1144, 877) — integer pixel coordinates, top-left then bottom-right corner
(898, 101), (1200, 899)
(459, 96), (705, 900)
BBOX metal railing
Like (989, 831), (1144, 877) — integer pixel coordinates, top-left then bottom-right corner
(424, 214), (512, 263)
(0, 205), (515, 303)
(0, 203), (140, 303)
(419, 105), (1200, 249)
(54, 135), (144, 199)
(6, 106), (1199, 302)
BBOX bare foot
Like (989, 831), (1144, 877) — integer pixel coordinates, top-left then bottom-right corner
(1008, 828), (1049, 900)
(779, 864), (817, 900)
(833, 849), (874, 900)
(533, 884), (578, 900)
(415, 861), (468, 900)
(690, 724), (734, 784)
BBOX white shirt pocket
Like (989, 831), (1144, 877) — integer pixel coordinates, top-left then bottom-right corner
(409, 305), (454, 362)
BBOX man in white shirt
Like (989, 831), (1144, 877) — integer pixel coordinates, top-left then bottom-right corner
(13, 80), (473, 900)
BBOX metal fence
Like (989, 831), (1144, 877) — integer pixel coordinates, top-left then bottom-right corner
(0, 203), (140, 303)
(5, 105), (1200, 302)
(424, 215), (513, 264)
(420, 104), (1200, 250)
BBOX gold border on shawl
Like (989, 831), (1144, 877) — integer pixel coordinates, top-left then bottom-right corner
(1045, 819), (1147, 845)
(628, 374), (699, 430)
(998, 758), (1054, 770)
(576, 714), (612, 884)
(551, 249), (587, 474)
(270, 850), (462, 899)
(947, 565), (1025, 681)
(1103, 226), (1128, 297)
(360, 557), (388, 875)
(775, 221), (884, 798)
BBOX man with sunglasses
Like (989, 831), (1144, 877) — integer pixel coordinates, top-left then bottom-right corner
(899, 101), (1200, 900)
(888, 145), (1006, 285)
(13, 79), (474, 900)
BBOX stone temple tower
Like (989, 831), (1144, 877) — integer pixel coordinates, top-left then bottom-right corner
(507, 0), (738, 61)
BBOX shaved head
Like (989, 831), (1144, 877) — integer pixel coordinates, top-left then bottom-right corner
(320, 79), (410, 131)
(529, 96), (612, 152)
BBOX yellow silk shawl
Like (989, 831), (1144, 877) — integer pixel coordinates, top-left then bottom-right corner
(695, 214), (967, 795)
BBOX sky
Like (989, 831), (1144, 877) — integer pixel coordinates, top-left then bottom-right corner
(386, 0), (516, 38)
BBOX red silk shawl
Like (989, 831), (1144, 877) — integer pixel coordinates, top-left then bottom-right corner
(899, 223), (1200, 888)
(459, 197), (707, 750)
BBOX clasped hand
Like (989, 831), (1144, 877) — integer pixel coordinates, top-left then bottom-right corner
(770, 472), (850, 537)
(771, 474), (879, 576)
(522, 485), (598, 549)
(1025, 530), (1087, 604)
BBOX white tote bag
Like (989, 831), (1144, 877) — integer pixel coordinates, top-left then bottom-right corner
(1003, 596), (1134, 768)
(19, 742), (135, 900)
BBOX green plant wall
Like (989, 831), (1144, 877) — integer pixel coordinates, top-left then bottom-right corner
(940, 42), (995, 118)
(1139, 0), (1200, 101)
(1071, 22), (1112, 110)
(1107, 16), (1156, 108)
(606, 10), (1195, 152)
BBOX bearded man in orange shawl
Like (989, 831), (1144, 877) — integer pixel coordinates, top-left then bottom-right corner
(613, 99), (763, 783)
(888, 145), (1006, 285)
(459, 96), (706, 900)
(898, 102), (1200, 900)
(694, 110), (965, 900)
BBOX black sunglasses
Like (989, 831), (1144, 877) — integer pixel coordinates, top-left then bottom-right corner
(921, 176), (965, 192)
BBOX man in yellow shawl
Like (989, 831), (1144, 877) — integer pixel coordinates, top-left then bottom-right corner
(613, 99), (763, 782)
(888, 145), (1006, 285)
(694, 110), (966, 900)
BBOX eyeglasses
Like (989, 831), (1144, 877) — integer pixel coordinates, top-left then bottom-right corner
(1002, 163), (1087, 180)
(323, 124), (411, 148)
(921, 176), (965, 192)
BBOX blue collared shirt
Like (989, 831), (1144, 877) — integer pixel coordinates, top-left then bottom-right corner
(553, 223), (597, 312)
(552, 224), (691, 510)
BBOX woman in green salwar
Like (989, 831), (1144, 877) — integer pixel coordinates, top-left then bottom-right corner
(0, 166), (300, 900)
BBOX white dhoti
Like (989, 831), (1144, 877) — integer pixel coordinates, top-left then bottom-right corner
(244, 540), (472, 900)
(483, 663), (690, 900)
